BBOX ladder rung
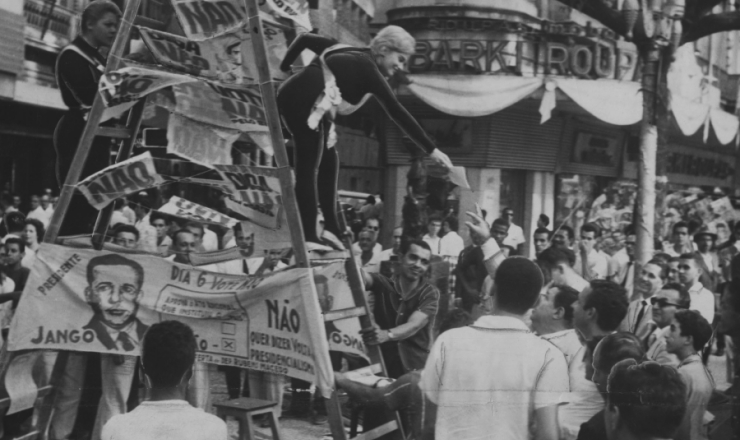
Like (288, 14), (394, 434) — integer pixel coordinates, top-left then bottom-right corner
(351, 420), (399, 440)
(349, 363), (383, 376)
(97, 126), (133, 139)
(324, 306), (366, 322)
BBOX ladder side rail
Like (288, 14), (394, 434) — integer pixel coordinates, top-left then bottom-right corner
(91, 98), (149, 248)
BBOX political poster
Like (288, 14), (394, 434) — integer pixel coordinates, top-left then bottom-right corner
(312, 262), (367, 360)
(172, 0), (245, 40)
(139, 17), (289, 85)
(77, 152), (166, 210)
(167, 113), (241, 167)
(214, 164), (283, 228)
(99, 65), (196, 108)
(8, 244), (334, 395)
(171, 81), (268, 132)
(264, 0), (311, 31)
(159, 196), (239, 228)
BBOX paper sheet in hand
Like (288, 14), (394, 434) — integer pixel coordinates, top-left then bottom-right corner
(448, 166), (470, 189)
(6, 352), (41, 414)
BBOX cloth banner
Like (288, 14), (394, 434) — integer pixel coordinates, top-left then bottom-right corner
(554, 78), (642, 126)
(158, 196), (239, 228)
(99, 65), (196, 108)
(167, 113), (241, 167)
(406, 75), (542, 117)
(312, 262), (368, 360)
(214, 164), (283, 228)
(172, 0), (245, 40)
(264, 0), (311, 31)
(139, 17), (289, 85)
(171, 81), (269, 132)
(8, 244), (334, 395)
(77, 152), (165, 210)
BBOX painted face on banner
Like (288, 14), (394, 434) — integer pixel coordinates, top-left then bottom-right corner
(86, 264), (143, 329)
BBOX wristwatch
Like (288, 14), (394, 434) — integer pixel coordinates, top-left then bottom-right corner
(387, 330), (395, 341)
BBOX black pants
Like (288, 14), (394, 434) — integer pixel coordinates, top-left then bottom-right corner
(53, 111), (111, 236)
(277, 69), (341, 243)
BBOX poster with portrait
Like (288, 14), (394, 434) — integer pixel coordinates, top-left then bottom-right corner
(8, 244), (334, 395)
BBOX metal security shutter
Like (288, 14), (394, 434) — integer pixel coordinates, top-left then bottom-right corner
(486, 100), (563, 172)
(384, 96), (505, 167)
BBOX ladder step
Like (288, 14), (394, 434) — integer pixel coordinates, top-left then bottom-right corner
(349, 363), (383, 376)
(97, 126), (133, 139)
(351, 420), (399, 440)
(324, 306), (366, 322)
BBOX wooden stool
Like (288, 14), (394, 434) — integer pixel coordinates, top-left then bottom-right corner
(213, 397), (282, 440)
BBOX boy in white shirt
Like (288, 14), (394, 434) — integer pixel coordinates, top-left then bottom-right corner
(102, 320), (227, 440)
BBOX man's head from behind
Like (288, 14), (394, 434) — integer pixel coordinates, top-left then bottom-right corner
(573, 280), (628, 340)
(85, 254), (144, 330)
(536, 246), (576, 285)
(592, 332), (645, 395)
(531, 284), (579, 335)
(494, 257), (543, 316)
(142, 320), (196, 390)
(665, 309), (712, 356)
(605, 360), (687, 440)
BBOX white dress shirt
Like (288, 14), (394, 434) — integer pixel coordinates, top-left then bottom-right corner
(439, 231), (464, 259)
(422, 234), (441, 255)
(687, 281), (715, 323)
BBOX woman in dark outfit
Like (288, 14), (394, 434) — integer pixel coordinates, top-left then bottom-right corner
(277, 25), (452, 245)
(54, 0), (120, 235)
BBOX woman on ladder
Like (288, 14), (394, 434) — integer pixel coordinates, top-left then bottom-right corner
(278, 25), (453, 246)
(54, 0), (121, 236)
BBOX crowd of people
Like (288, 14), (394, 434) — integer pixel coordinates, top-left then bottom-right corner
(332, 204), (738, 440)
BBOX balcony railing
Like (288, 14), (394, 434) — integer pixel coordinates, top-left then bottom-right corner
(24, 0), (79, 49)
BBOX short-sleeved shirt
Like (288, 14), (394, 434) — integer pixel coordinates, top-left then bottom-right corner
(420, 315), (570, 440)
(676, 354), (715, 440)
(102, 400), (227, 440)
(369, 273), (439, 372)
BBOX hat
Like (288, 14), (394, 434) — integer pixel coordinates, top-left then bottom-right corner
(693, 225), (718, 242)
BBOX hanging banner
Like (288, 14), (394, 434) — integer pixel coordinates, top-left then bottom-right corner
(167, 113), (240, 167)
(172, 0), (245, 40)
(312, 262), (368, 360)
(264, 0), (311, 30)
(76, 152), (165, 210)
(190, 218), (293, 266)
(139, 20), (289, 85)
(214, 164), (283, 228)
(159, 196), (239, 228)
(99, 65), (196, 108)
(8, 244), (334, 395)
(171, 81), (268, 132)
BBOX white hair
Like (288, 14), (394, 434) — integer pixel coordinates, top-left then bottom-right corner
(370, 25), (416, 56)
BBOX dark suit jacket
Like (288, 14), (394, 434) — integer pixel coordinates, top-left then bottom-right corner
(83, 315), (148, 351)
(576, 409), (606, 440)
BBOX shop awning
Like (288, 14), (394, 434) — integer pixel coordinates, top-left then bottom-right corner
(406, 74), (740, 145)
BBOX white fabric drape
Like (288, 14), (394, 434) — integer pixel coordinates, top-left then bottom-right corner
(710, 108), (739, 145)
(671, 95), (711, 137)
(554, 78), (642, 126)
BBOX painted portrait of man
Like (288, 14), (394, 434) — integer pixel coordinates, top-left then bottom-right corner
(83, 254), (149, 352)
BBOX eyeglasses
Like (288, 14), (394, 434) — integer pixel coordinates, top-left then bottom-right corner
(650, 297), (687, 309)
(366, 226), (379, 231)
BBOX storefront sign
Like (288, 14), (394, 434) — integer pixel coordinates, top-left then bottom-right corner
(665, 144), (735, 187)
(9, 244), (334, 394)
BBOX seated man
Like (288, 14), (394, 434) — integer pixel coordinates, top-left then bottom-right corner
(102, 320), (227, 440)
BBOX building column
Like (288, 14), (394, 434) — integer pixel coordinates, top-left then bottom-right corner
(381, 165), (409, 249)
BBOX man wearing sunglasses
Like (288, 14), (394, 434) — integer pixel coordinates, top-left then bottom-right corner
(618, 259), (667, 349)
(646, 283), (691, 367)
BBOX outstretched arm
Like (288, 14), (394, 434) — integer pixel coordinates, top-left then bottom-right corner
(280, 33), (338, 72)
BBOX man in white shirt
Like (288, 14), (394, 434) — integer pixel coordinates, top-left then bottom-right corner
(536, 247), (590, 294)
(26, 195), (53, 229)
(102, 320), (227, 440)
(575, 223), (609, 281)
(664, 221), (695, 257)
(647, 283), (690, 367)
(354, 229), (383, 274)
(131, 195), (157, 253)
(378, 227), (402, 263)
(351, 218), (382, 256)
(608, 226), (635, 299)
(422, 216), (442, 255)
(531, 284), (601, 440)
(677, 253), (715, 323)
(422, 253), (568, 440)
(618, 259), (666, 347)
(439, 217), (464, 261)
(502, 207), (525, 255)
